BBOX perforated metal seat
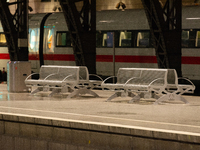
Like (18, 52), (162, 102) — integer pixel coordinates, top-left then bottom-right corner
(25, 65), (100, 98)
(102, 68), (195, 104)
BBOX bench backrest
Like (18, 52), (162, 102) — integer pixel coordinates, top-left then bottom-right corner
(39, 66), (59, 80)
(39, 65), (89, 82)
(79, 66), (89, 81)
(166, 69), (178, 85)
(117, 68), (141, 84)
(57, 66), (79, 81)
(140, 69), (167, 85)
(117, 68), (171, 86)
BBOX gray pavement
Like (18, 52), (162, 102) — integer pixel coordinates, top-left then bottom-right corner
(0, 84), (200, 135)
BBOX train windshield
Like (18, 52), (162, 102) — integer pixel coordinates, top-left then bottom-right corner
(29, 28), (39, 52)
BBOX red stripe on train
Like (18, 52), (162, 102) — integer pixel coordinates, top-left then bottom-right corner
(43, 54), (75, 61)
(182, 57), (200, 64)
(0, 54), (10, 59)
(96, 55), (157, 63)
(1, 53), (200, 65)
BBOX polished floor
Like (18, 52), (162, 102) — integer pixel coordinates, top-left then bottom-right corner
(0, 84), (200, 135)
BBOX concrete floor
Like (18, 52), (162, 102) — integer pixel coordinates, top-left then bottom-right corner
(0, 84), (200, 135)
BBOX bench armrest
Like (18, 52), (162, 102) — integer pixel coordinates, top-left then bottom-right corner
(62, 74), (74, 81)
(178, 77), (195, 89)
(101, 76), (117, 85)
(44, 73), (58, 80)
(89, 74), (103, 81)
(25, 73), (39, 81)
(149, 78), (165, 86)
(124, 77), (141, 85)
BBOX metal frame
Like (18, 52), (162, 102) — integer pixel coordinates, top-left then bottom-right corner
(141, 0), (182, 77)
(0, 0), (28, 61)
(59, 0), (96, 74)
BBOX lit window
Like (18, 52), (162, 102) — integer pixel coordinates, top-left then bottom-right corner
(102, 32), (113, 47)
(0, 33), (6, 47)
(44, 28), (54, 53)
(29, 28), (39, 52)
(119, 31), (132, 47)
(137, 31), (150, 47)
(196, 31), (200, 47)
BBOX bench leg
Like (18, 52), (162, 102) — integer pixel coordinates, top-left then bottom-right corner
(61, 87), (74, 93)
(154, 93), (189, 105)
(67, 88), (99, 99)
(49, 89), (60, 97)
(31, 87), (42, 95)
(128, 92), (144, 103)
(106, 92), (123, 102)
(175, 95), (189, 104)
(84, 89), (99, 98)
(129, 95), (140, 103)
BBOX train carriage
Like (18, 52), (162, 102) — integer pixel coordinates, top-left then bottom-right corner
(1, 6), (200, 89)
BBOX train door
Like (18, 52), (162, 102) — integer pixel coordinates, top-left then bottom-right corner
(43, 27), (55, 65)
(29, 27), (40, 72)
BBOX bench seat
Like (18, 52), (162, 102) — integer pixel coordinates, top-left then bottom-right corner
(25, 65), (101, 98)
(102, 68), (195, 104)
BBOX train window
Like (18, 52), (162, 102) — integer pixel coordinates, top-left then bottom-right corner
(137, 31), (150, 47)
(182, 30), (196, 48)
(29, 28), (39, 52)
(0, 33), (6, 47)
(182, 31), (189, 47)
(56, 32), (71, 47)
(44, 28), (54, 53)
(96, 31), (103, 48)
(119, 31), (132, 47)
(196, 31), (200, 47)
(102, 32), (113, 47)
(102, 33), (107, 47)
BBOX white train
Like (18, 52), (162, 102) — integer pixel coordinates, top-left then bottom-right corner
(0, 6), (200, 88)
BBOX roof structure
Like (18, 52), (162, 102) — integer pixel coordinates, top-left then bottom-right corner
(7, 0), (200, 14)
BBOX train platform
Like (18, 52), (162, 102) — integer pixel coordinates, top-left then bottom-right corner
(0, 83), (200, 149)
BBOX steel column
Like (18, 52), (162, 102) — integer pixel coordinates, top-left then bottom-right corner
(59, 0), (96, 74)
(141, 0), (182, 77)
(0, 0), (29, 61)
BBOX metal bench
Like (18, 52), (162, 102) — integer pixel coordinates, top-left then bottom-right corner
(152, 69), (195, 104)
(101, 68), (195, 104)
(25, 65), (101, 98)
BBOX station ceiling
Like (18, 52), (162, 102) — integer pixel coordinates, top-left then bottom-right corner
(24, 0), (200, 14)
(96, 0), (200, 10)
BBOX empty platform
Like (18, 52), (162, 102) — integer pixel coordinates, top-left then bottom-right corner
(0, 84), (200, 150)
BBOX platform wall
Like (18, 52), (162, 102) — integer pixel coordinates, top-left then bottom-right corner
(0, 114), (200, 150)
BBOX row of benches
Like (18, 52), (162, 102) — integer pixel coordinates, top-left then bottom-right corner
(25, 65), (195, 104)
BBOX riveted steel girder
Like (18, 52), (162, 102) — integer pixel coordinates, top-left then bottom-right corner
(141, 0), (182, 77)
(0, 0), (28, 61)
(59, 0), (96, 74)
